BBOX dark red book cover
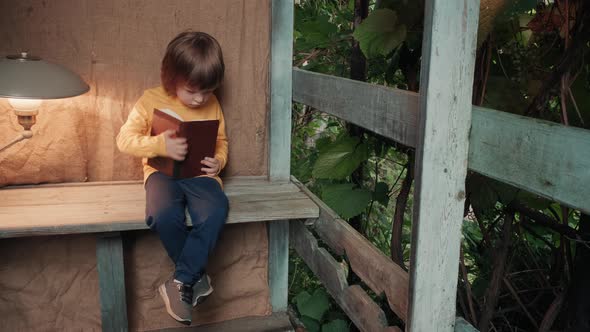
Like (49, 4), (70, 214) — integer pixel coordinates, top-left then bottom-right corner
(148, 108), (219, 178)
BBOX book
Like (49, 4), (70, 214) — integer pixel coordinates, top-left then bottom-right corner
(148, 108), (219, 178)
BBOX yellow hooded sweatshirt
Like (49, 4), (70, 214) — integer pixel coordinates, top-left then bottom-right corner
(116, 86), (228, 188)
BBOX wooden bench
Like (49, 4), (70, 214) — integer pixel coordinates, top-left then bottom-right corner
(0, 176), (318, 238)
(0, 176), (319, 331)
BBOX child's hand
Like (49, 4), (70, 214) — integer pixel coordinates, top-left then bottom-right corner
(201, 157), (220, 176)
(163, 129), (188, 161)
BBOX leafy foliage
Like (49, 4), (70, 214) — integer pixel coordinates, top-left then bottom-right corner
(312, 135), (369, 179)
(352, 9), (407, 58)
(290, 0), (590, 331)
(293, 288), (350, 332)
(321, 183), (372, 219)
(294, 289), (330, 321)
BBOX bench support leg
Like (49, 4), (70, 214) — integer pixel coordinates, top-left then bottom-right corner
(96, 233), (128, 331)
(268, 220), (289, 312)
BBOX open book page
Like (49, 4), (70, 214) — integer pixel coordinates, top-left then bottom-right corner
(158, 108), (183, 121)
(159, 108), (215, 122)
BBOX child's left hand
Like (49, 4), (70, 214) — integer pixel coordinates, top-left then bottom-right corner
(201, 157), (220, 176)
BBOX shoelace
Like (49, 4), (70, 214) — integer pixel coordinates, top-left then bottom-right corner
(175, 282), (193, 304)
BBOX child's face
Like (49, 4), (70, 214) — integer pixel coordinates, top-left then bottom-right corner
(176, 84), (214, 109)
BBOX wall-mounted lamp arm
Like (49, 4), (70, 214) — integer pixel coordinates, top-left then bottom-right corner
(0, 130), (33, 153)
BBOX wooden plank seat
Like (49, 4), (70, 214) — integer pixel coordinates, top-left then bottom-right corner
(0, 176), (320, 238)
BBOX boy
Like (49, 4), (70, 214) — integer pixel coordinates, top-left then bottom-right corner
(116, 31), (229, 325)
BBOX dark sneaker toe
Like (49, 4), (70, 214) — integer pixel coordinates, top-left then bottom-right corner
(192, 274), (214, 307)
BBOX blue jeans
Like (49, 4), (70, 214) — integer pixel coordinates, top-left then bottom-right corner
(145, 172), (229, 285)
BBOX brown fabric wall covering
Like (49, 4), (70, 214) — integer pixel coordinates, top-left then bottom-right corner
(0, 0), (270, 186)
(0, 0), (273, 330)
(0, 223), (270, 331)
(0, 235), (102, 331)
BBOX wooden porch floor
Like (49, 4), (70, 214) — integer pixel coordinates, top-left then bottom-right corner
(155, 313), (294, 332)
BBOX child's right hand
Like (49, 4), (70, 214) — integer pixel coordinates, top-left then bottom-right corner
(163, 129), (188, 161)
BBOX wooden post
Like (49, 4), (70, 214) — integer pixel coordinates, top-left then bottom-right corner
(408, 1), (480, 331)
(268, 219), (290, 312)
(96, 233), (128, 331)
(269, 0), (293, 182)
(268, 0), (293, 313)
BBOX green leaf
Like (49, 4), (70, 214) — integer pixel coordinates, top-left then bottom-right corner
(294, 290), (312, 308)
(301, 315), (321, 332)
(295, 289), (330, 322)
(322, 183), (372, 219)
(374, 181), (390, 207)
(313, 136), (369, 180)
(462, 219), (483, 247)
(353, 9), (407, 58)
(297, 14), (338, 50)
(322, 319), (350, 332)
(518, 14), (534, 46)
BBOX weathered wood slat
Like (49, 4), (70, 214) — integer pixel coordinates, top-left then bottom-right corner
(269, 0), (293, 181)
(0, 177), (319, 238)
(96, 233), (128, 332)
(292, 70), (590, 214)
(292, 68), (419, 148)
(290, 221), (348, 295)
(469, 108), (590, 214)
(268, 220), (289, 312)
(455, 317), (479, 332)
(290, 221), (398, 332)
(341, 285), (400, 332)
(408, 1), (480, 331)
(292, 177), (408, 321)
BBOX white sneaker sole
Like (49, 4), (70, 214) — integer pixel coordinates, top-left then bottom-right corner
(159, 283), (191, 325)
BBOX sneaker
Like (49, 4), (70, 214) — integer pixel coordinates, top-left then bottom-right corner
(158, 278), (193, 325)
(192, 274), (214, 307)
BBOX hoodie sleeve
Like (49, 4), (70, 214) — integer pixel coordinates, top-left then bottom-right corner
(213, 100), (229, 173)
(116, 94), (168, 158)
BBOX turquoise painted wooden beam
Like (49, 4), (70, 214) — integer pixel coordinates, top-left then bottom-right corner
(96, 233), (128, 331)
(292, 69), (590, 215)
(469, 107), (590, 215)
(268, 0), (293, 313)
(408, 0), (480, 331)
(268, 220), (290, 312)
(269, 0), (293, 182)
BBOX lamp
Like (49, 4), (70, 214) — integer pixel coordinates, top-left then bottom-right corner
(0, 52), (89, 152)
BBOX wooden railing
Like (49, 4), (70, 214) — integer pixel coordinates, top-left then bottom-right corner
(291, 178), (406, 332)
(291, 68), (590, 331)
(293, 68), (590, 215)
(291, 177), (479, 332)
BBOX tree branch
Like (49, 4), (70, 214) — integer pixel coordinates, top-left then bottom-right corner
(390, 151), (413, 269)
(479, 212), (514, 332)
(508, 202), (579, 240)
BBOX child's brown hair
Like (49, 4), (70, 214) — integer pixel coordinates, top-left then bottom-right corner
(161, 31), (224, 96)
